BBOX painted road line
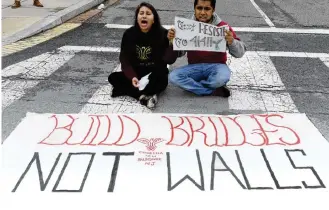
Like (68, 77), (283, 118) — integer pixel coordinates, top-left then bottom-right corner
(79, 64), (152, 114)
(58, 45), (120, 53)
(249, 0), (275, 27)
(4, 45), (326, 113)
(104, 24), (329, 34)
(58, 46), (170, 68)
(59, 46), (329, 59)
(2, 80), (39, 109)
(58, 45), (327, 113)
(79, 52), (297, 114)
(2, 51), (75, 109)
(320, 57), (329, 68)
(230, 54), (285, 90)
(228, 53), (298, 112)
(256, 51), (329, 58)
(2, 23), (81, 57)
(1, 53), (53, 77)
(233, 27), (329, 34)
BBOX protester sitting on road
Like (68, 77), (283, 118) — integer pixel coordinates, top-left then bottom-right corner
(12, 0), (43, 8)
(108, 2), (178, 109)
(168, 0), (246, 98)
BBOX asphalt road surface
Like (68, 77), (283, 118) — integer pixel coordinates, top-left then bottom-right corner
(2, 0), (329, 143)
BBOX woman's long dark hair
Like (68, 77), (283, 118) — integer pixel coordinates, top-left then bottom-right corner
(133, 2), (167, 59)
(134, 2), (164, 35)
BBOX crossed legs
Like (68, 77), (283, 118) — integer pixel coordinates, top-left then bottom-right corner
(108, 70), (168, 108)
(169, 63), (231, 97)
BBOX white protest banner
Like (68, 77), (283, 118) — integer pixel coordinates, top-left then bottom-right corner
(1, 112), (329, 209)
(173, 16), (228, 52)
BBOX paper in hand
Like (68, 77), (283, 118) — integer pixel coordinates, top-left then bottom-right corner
(138, 73), (151, 91)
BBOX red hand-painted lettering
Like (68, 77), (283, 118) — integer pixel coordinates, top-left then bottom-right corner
(186, 117), (208, 146)
(162, 116), (190, 146)
(80, 115), (96, 145)
(265, 114), (300, 145)
(38, 115), (77, 145)
(208, 117), (220, 146)
(98, 115), (123, 145)
(113, 115), (141, 146)
(224, 116), (248, 146)
(79, 115), (111, 146)
(98, 115), (140, 146)
(248, 114), (273, 146)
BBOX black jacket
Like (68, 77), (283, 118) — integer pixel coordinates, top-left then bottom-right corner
(119, 26), (178, 80)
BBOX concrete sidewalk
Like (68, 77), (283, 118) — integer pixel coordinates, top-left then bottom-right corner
(2, 0), (106, 45)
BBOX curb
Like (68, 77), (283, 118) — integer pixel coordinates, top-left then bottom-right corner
(2, 0), (105, 45)
(2, 0), (121, 57)
(68, 0), (120, 23)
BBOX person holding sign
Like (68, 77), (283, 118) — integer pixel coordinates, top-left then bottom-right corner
(108, 2), (179, 109)
(168, 0), (246, 98)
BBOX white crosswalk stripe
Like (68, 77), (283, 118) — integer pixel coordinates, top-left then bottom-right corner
(2, 45), (329, 115)
(79, 64), (152, 114)
(58, 45), (120, 53)
(249, 0), (275, 27)
(104, 24), (329, 34)
(2, 51), (75, 109)
(2, 45), (329, 143)
(320, 57), (329, 68)
(228, 53), (298, 112)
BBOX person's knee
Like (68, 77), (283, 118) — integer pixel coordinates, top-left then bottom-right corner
(153, 73), (168, 93)
(150, 71), (168, 85)
(108, 72), (123, 86)
(108, 74), (114, 84)
(210, 75), (230, 88)
(169, 71), (184, 85)
(168, 71), (177, 84)
(209, 68), (231, 88)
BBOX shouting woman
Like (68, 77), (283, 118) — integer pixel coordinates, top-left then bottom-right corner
(108, 2), (178, 109)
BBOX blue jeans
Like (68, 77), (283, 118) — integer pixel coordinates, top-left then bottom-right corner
(169, 63), (231, 95)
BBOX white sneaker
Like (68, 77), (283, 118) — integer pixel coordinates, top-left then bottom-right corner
(139, 95), (149, 106)
(146, 94), (158, 109)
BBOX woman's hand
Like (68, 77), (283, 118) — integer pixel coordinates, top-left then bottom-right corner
(132, 77), (139, 88)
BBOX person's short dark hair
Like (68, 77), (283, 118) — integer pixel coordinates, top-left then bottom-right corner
(194, 0), (216, 9)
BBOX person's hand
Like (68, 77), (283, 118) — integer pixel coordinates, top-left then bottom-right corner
(225, 29), (234, 45)
(167, 28), (176, 44)
(132, 77), (139, 88)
